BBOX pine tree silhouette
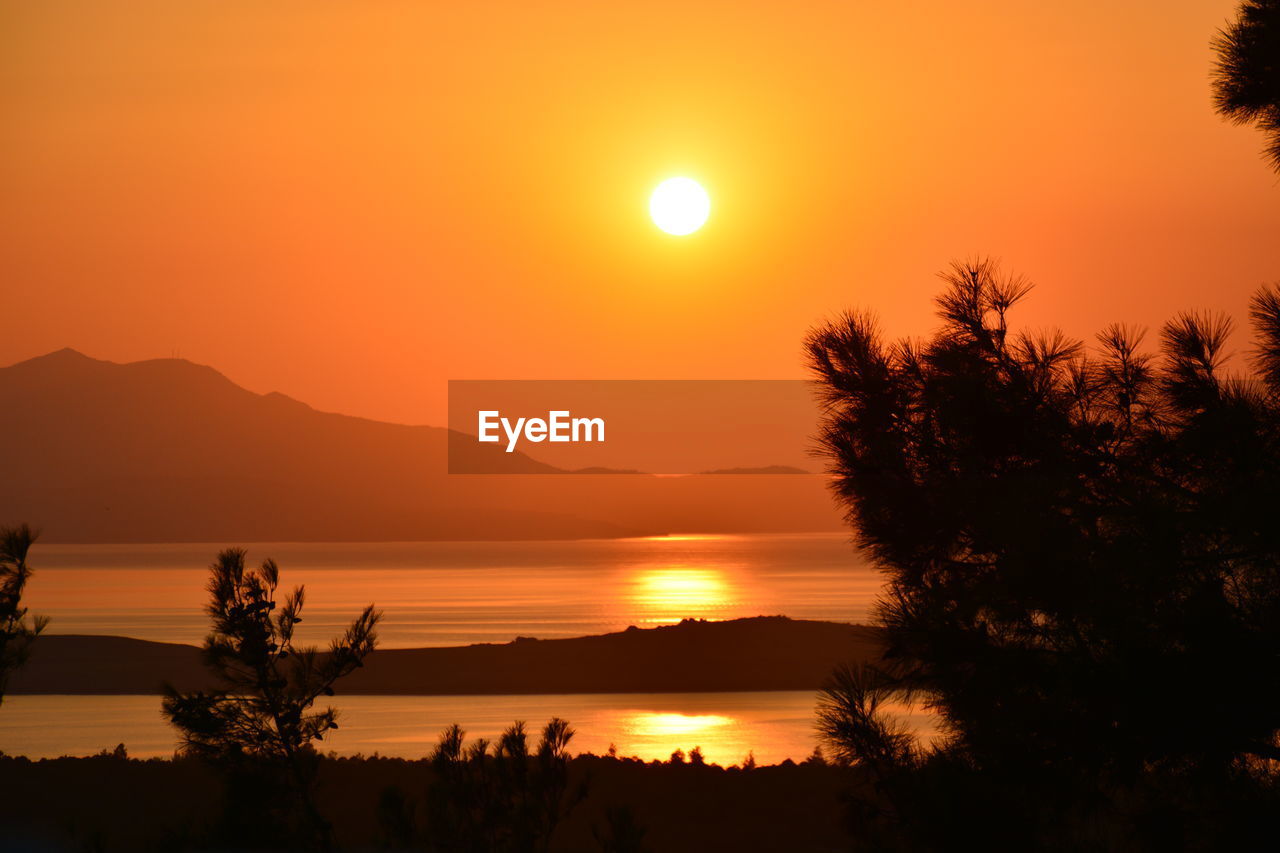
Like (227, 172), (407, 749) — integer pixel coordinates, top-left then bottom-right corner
(808, 260), (1280, 845)
(0, 523), (46, 708)
(162, 547), (380, 850)
(1213, 0), (1280, 171)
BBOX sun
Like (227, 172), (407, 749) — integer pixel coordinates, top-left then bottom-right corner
(649, 177), (710, 236)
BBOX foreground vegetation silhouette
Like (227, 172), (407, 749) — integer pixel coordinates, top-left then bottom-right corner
(376, 718), (585, 852)
(0, 523), (45, 708)
(807, 260), (1280, 848)
(162, 548), (380, 850)
(1213, 0), (1280, 172)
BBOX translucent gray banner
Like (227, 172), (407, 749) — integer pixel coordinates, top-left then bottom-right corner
(447, 380), (823, 475)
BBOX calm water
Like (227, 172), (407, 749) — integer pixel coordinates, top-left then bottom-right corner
(0, 692), (936, 766)
(24, 534), (878, 647)
(7, 534), (895, 763)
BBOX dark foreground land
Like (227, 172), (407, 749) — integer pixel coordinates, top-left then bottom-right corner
(9, 616), (881, 695)
(0, 752), (856, 852)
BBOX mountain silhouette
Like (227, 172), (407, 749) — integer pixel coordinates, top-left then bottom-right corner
(0, 349), (842, 542)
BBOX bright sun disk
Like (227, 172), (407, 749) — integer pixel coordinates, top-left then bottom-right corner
(649, 177), (710, 236)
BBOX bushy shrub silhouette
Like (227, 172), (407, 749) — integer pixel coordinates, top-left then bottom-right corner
(379, 718), (584, 852)
(592, 804), (649, 853)
(162, 548), (380, 851)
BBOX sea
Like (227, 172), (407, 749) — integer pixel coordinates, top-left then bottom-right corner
(1, 533), (927, 765)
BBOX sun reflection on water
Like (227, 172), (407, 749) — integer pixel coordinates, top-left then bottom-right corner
(629, 565), (737, 624)
(608, 710), (752, 764)
(628, 712), (734, 737)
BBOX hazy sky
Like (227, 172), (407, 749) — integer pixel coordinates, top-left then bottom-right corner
(3, 0), (1278, 425)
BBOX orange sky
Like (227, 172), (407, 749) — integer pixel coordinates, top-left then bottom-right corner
(3, 0), (1278, 425)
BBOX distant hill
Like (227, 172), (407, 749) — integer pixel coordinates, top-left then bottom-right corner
(8, 617), (881, 695)
(699, 465), (812, 475)
(0, 349), (843, 542)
